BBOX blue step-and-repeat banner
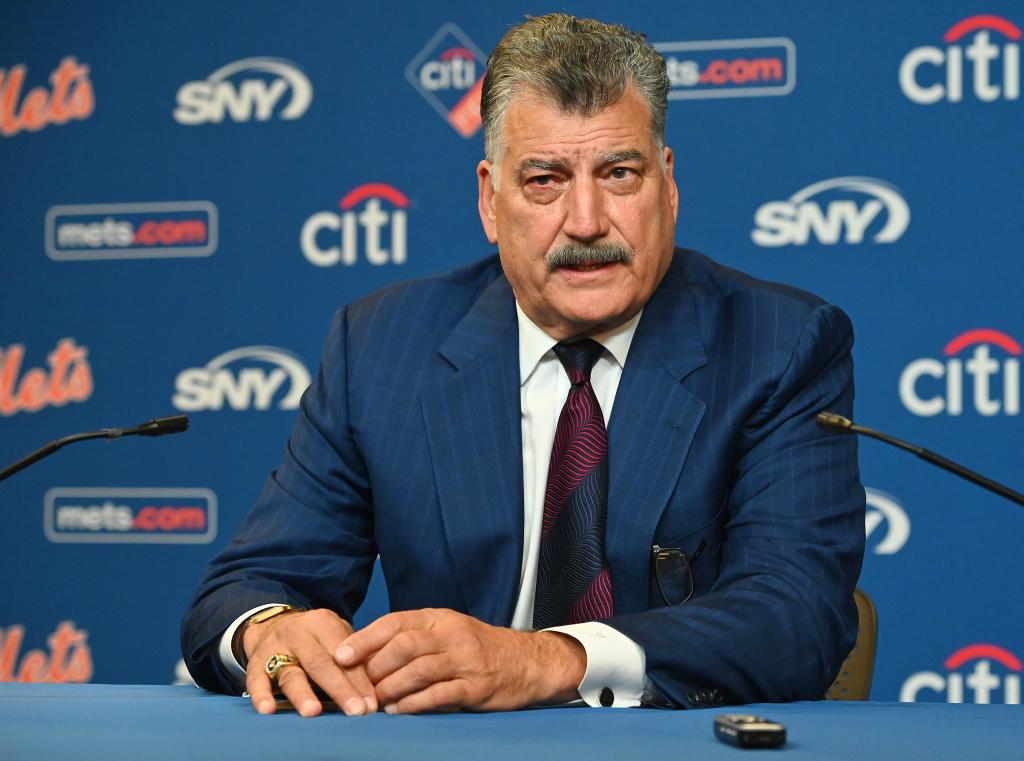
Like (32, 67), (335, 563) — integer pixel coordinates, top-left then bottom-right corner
(2, 1), (1022, 705)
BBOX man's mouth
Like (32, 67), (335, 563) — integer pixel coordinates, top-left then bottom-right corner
(563, 261), (613, 272)
(545, 243), (634, 273)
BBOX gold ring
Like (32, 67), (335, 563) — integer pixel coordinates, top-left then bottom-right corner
(265, 652), (300, 681)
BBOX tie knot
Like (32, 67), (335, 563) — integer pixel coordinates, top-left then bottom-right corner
(553, 338), (605, 385)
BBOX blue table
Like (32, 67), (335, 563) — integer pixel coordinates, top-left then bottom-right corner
(2, 684), (1021, 760)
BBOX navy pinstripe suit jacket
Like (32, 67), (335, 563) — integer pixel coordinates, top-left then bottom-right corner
(181, 248), (865, 708)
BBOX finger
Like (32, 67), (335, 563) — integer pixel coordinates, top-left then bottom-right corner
(302, 613), (378, 713)
(246, 659), (278, 715)
(364, 630), (441, 683)
(295, 640), (374, 716)
(275, 661), (323, 717)
(336, 610), (432, 666)
(373, 652), (452, 705)
(342, 664), (379, 713)
(384, 679), (466, 715)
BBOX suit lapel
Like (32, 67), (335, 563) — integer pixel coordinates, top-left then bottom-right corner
(420, 274), (523, 626)
(606, 264), (708, 614)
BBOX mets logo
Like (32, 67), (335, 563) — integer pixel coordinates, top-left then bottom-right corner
(654, 37), (795, 100)
(406, 23), (486, 138)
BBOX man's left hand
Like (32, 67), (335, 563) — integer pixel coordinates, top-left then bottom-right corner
(334, 608), (585, 714)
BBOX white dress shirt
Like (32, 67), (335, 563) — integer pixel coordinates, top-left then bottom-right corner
(218, 304), (648, 707)
(512, 303), (647, 707)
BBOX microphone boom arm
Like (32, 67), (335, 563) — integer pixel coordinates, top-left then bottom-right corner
(816, 412), (1024, 508)
(0, 415), (189, 483)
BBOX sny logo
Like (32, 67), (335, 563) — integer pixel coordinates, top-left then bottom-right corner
(173, 346), (310, 412)
(900, 329), (1020, 417)
(301, 183), (409, 267)
(44, 488), (217, 544)
(0, 338), (92, 417)
(0, 56), (94, 138)
(406, 23), (486, 137)
(901, 644), (1021, 703)
(654, 37), (795, 100)
(174, 57), (312, 125)
(45, 201), (217, 261)
(900, 15), (1020, 104)
(864, 488), (910, 555)
(751, 177), (910, 248)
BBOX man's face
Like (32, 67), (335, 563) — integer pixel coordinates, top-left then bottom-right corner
(477, 89), (678, 340)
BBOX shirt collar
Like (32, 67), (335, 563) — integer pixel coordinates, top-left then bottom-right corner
(516, 302), (643, 386)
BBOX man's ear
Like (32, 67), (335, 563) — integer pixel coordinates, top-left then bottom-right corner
(477, 160), (498, 244)
(663, 147), (679, 221)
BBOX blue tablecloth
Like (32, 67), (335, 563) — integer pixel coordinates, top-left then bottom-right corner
(2, 684), (1021, 760)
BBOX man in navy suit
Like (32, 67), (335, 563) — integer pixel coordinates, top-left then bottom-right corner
(182, 14), (864, 717)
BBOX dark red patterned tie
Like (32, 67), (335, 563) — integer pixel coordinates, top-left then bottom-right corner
(533, 338), (614, 629)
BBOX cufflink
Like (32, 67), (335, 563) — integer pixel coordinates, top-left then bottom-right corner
(599, 687), (614, 707)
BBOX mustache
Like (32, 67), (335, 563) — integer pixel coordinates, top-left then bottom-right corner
(545, 243), (634, 272)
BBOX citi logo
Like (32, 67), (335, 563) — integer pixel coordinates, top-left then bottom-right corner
(406, 23), (486, 137)
(901, 644), (1021, 704)
(900, 15), (1020, 104)
(174, 57), (312, 125)
(751, 177), (910, 247)
(301, 183), (409, 267)
(172, 346), (310, 412)
(899, 329), (1020, 417)
(420, 47), (478, 92)
(864, 488), (910, 555)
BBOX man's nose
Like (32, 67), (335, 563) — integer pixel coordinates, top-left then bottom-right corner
(562, 180), (609, 242)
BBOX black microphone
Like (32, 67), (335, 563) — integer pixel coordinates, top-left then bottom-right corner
(816, 412), (1024, 508)
(0, 415), (190, 483)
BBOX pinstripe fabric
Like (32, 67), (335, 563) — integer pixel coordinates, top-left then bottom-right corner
(182, 249), (865, 710)
(533, 340), (613, 629)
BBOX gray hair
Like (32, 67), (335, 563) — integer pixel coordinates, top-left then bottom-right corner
(480, 14), (669, 166)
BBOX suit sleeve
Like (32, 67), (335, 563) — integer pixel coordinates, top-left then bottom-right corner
(606, 303), (866, 708)
(179, 306), (377, 694)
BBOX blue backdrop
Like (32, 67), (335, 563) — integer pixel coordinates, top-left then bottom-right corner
(2, 0), (1022, 705)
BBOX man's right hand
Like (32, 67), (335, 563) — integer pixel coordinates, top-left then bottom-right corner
(243, 608), (377, 717)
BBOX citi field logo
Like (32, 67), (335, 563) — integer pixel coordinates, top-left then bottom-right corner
(172, 346), (310, 412)
(901, 644), (1021, 703)
(0, 56), (94, 138)
(0, 338), (92, 418)
(751, 177), (910, 247)
(406, 23), (486, 137)
(44, 488), (217, 544)
(899, 329), (1020, 417)
(174, 57), (312, 125)
(864, 488), (910, 555)
(899, 15), (1020, 104)
(301, 183), (409, 267)
(655, 37), (795, 99)
(45, 201), (217, 260)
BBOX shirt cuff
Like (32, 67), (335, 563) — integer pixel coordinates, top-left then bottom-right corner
(545, 622), (646, 707)
(218, 603), (284, 689)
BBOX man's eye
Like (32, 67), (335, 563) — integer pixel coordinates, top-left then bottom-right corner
(609, 167), (634, 180)
(529, 175), (555, 186)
